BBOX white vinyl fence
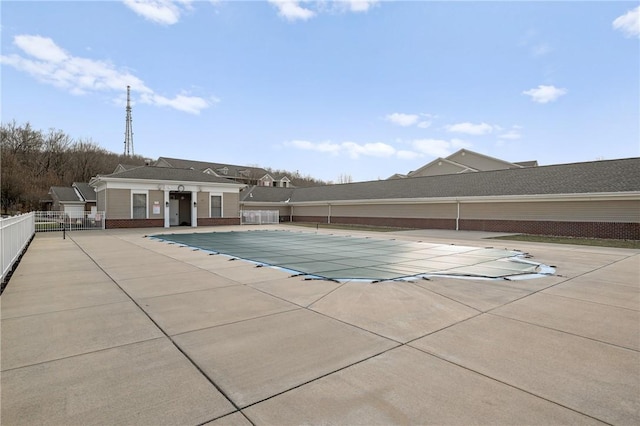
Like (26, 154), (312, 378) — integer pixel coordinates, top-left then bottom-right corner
(241, 210), (280, 225)
(1, 212), (35, 283)
(34, 211), (105, 232)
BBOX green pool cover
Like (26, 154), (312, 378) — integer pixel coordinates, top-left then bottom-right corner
(149, 230), (551, 282)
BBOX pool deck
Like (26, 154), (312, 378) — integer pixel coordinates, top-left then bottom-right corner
(1, 225), (638, 425)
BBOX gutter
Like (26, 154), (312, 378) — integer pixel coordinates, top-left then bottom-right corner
(90, 177), (246, 189)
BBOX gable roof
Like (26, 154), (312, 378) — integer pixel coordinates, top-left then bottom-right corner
(514, 160), (539, 167)
(245, 158), (640, 204)
(240, 186), (296, 202)
(113, 164), (141, 173)
(387, 173), (407, 180)
(407, 157), (478, 177)
(49, 186), (84, 203)
(446, 148), (524, 170)
(156, 157), (271, 178)
(403, 149), (533, 178)
(91, 166), (245, 185)
(72, 182), (96, 202)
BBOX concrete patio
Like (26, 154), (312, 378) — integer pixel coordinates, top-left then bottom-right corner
(1, 225), (638, 425)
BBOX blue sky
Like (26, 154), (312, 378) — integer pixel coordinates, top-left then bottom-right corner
(2, 1), (639, 182)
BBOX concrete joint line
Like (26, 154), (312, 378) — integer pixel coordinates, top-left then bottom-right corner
(67, 234), (244, 413)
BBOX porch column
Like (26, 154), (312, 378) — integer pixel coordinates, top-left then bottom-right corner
(164, 190), (170, 228)
(191, 191), (198, 227)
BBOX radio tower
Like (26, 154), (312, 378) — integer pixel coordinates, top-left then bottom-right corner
(123, 85), (134, 156)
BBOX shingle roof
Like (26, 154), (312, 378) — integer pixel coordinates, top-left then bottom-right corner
(113, 163), (142, 173)
(247, 158), (640, 203)
(49, 186), (83, 203)
(514, 160), (539, 167)
(156, 157), (270, 178)
(240, 186), (296, 202)
(97, 166), (244, 185)
(73, 182), (96, 202)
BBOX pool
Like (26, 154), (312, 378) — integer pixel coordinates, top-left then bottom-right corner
(149, 230), (554, 282)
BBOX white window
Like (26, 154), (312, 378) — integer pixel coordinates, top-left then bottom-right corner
(132, 192), (147, 219)
(210, 195), (222, 218)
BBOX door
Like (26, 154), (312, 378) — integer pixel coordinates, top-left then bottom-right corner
(169, 199), (179, 226)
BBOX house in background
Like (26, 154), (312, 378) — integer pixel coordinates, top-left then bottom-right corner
(155, 157), (292, 187)
(112, 163), (143, 173)
(84, 151), (638, 239)
(46, 182), (97, 218)
(241, 157), (640, 240)
(390, 149), (538, 179)
(89, 165), (245, 228)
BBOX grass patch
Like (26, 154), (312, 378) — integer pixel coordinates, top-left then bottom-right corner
(288, 222), (414, 233)
(35, 222), (62, 231)
(489, 234), (640, 249)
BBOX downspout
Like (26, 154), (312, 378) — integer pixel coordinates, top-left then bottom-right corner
(456, 200), (460, 231)
(328, 203), (331, 224)
(104, 185), (108, 229)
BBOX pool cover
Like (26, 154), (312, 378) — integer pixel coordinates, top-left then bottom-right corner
(149, 230), (552, 282)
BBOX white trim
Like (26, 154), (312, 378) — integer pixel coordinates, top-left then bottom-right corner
(448, 148), (523, 168)
(131, 190), (149, 219)
(210, 192), (223, 218)
(90, 177), (244, 190)
(247, 191), (640, 207)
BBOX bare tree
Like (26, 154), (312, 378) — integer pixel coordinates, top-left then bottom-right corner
(1, 121), (145, 213)
(336, 173), (353, 184)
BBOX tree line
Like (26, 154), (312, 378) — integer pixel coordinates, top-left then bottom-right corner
(1, 121), (147, 213)
(0, 121), (330, 214)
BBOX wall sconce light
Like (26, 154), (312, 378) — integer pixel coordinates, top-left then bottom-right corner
(193, 201), (197, 207)
(165, 201), (169, 207)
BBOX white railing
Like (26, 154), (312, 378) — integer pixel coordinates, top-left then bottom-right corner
(34, 211), (105, 232)
(1, 212), (35, 283)
(241, 210), (280, 225)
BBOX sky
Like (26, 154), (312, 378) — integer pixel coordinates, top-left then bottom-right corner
(2, 1), (639, 183)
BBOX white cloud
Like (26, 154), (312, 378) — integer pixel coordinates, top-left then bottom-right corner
(386, 112), (433, 128)
(123, 0), (193, 25)
(268, 0), (316, 21)
(445, 122), (493, 135)
(613, 6), (640, 38)
(285, 139), (401, 159)
(411, 138), (471, 158)
(14, 35), (68, 62)
(286, 140), (342, 154)
(335, 1), (379, 13)
(498, 130), (522, 140)
(397, 150), (421, 160)
(269, 0), (379, 21)
(385, 112), (419, 127)
(498, 126), (522, 140)
(140, 92), (218, 114)
(342, 141), (395, 159)
(522, 84), (567, 103)
(0, 34), (213, 114)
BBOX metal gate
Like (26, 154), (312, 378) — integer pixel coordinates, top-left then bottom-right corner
(241, 210), (279, 225)
(34, 211), (105, 232)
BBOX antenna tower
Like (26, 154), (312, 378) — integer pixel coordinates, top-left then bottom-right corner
(124, 85), (134, 156)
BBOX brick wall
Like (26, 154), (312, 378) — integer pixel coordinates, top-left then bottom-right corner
(105, 219), (164, 229)
(459, 219), (640, 240)
(326, 216), (456, 230)
(197, 217), (240, 226)
(106, 218), (241, 228)
(291, 215), (639, 239)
